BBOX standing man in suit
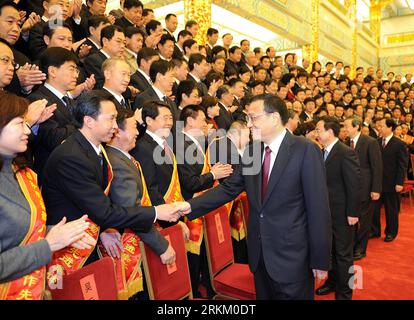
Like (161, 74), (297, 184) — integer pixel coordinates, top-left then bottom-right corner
(114, 0), (143, 31)
(84, 25), (126, 89)
(343, 117), (382, 260)
(42, 92), (189, 267)
(205, 28), (219, 62)
(315, 116), (361, 300)
(130, 47), (159, 92)
(164, 13), (178, 41)
(28, 47), (80, 177)
(188, 53), (211, 98)
(176, 105), (233, 297)
(372, 118), (408, 242)
(101, 58), (132, 110)
(184, 94), (332, 300)
(132, 60), (178, 120)
(215, 85), (235, 130)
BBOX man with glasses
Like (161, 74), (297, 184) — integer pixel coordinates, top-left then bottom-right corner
(183, 94), (332, 300)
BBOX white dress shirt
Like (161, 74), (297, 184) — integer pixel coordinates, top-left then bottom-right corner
(262, 129), (287, 178)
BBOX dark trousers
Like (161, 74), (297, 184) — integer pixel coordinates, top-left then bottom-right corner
(326, 224), (355, 300)
(254, 251), (314, 300)
(232, 238), (248, 264)
(187, 239), (215, 298)
(372, 192), (400, 238)
(354, 200), (375, 254)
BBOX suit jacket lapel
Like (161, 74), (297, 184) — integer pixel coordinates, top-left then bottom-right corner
(74, 131), (104, 185)
(262, 133), (292, 207)
(325, 141), (339, 166)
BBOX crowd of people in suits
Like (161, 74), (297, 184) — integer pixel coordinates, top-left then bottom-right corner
(0, 0), (412, 301)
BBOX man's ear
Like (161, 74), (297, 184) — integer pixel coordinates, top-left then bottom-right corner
(44, 35), (50, 46)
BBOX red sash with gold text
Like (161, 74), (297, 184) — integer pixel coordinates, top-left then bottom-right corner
(0, 168), (47, 300)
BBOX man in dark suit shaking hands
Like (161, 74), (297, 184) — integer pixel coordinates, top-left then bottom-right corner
(185, 94), (332, 300)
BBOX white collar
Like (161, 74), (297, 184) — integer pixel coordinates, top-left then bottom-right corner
(125, 48), (137, 59)
(264, 129), (287, 155)
(44, 82), (68, 101)
(86, 138), (102, 156)
(138, 68), (152, 83)
(146, 129), (166, 149)
(107, 144), (131, 160)
(159, 54), (171, 62)
(88, 37), (101, 50)
(182, 130), (204, 153)
(384, 133), (394, 143)
(351, 132), (361, 146)
(103, 87), (124, 104)
(100, 49), (111, 59)
(152, 85), (166, 100)
(325, 138), (339, 154)
(189, 72), (201, 83)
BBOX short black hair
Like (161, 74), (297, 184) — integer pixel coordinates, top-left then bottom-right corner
(116, 108), (135, 130)
(39, 47), (79, 76)
(125, 26), (145, 39)
(207, 28), (218, 37)
(176, 80), (197, 106)
(177, 30), (192, 41)
(166, 13), (177, 21)
(101, 25), (124, 46)
(211, 45), (226, 57)
(180, 104), (204, 127)
(229, 46), (241, 55)
(250, 94), (289, 125)
(142, 101), (171, 125)
(88, 15), (110, 31)
(183, 39), (197, 54)
(123, 0), (143, 10)
(142, 8), (154, 16)
(43, 22), (73, 39)
(149, 59), (174, 83)
(185, 20), (198, 29)
(72, 91), (113, 129)
(188, 53), (206, 71)
(145, 19), (161, 35)
(320, 116), (340, 137)
(137, 47), (159, 67)
(158, 34), (175, 46)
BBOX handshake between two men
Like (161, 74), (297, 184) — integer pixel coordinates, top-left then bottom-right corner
(155, 201), (192, 223)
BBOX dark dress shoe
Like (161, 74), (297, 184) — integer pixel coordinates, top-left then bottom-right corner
(315, 283), (335, 296)
(384, 235), (395, 242)
(353, 252), (366, 261)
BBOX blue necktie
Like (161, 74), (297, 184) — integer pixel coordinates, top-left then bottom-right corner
(323, 149), (329, 162)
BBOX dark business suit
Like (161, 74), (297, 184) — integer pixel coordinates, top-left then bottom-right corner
(323, 140), (361, 300)
(98, 88), (132, 110)
(130, 132), (174, 206)
(372, 136), (408, 238)
(172, 44), (184, 60)
(84, 50), (108, 89)
(132, 86), (179, 121)
(115, 16), (135, 31)
(225, 59), (240, 78)
(214, 102), (233, 130)
(27, 84), (77, 178)
(130, 70), (152, 93)
(175, 133), (216, 297)
(106, 146), (168, 255)
(76, 38), (101, 58)
(42, 130), (156, 265)
(345, 134), (382, 255)
(188, 132), (332, 299)
(187, 73), (208, 98)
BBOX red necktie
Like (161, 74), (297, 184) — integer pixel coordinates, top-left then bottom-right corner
(350, 139), (355, 150)
(262, 146), (272, 202)
(163, 140), (173, 163)
(382, 138), (386, 148)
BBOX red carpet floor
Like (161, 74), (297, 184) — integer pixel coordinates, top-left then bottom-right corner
(316, 198), (414, 300)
